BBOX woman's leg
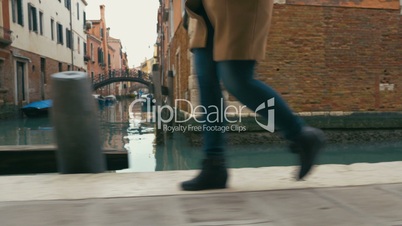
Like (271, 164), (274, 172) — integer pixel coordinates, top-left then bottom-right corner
(217, 60), (304, 141)
(193, 47), (225, 156)
(217, 60), (325, 179)
(181, 8), (228, 191)
(181, 48), (228, 191)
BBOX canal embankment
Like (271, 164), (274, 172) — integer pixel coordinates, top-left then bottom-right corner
(174, 111), (402, 145)
(0, 104), (20, 120)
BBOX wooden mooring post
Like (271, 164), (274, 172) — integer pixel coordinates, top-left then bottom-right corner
(151, 64), (165, 145)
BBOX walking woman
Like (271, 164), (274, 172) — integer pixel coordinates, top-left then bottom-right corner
(181, 0), (325, 191)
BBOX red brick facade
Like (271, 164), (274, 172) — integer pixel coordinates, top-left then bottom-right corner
(2, 48), (85, 105)
(0, 0), (12, 104)
(160, 2), (402, 112)
(167, 26), (191, 110)
(287, 0), (399, 9)
(86, 33), (103, 83)
(259, 4), (402, 111)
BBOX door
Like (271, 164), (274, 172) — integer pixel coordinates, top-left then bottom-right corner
(40, 58), (46, 100)
(16, 61), (26, 106)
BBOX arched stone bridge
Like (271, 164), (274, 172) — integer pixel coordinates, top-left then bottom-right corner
(92, 69), (168, 95)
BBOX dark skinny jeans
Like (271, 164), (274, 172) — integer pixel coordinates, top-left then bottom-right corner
(193, 10), (305, 156)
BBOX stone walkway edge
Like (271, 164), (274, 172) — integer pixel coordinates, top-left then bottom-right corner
(0, 161), (401, 202)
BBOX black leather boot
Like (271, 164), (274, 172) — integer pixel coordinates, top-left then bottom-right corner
(181, 156), (228, 191)
(290, 126), (325, 180)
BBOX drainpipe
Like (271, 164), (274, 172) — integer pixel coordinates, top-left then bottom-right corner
(69, 1), (74, 69)
(166, 1), (172, 97)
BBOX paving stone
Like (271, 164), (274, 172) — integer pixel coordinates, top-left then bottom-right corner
(319, 186), (402, 224)
(0, 200), (92, 226)
(380, 183), (402, 198)
(1, 163), (402, 226)
(179, 193), (273, 224)
(247, 189), (372, 226)
(88, 197), (184, 226)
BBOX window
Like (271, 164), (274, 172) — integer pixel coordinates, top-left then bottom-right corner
(77, 37), (81, 54)
(0, 60), (4, 87)
(77, 3), (80, 20)
(169, 3), (174, 40)
(66, 29), (73, 49)
(28, 4), (38, 32)
(40, 58), (46, 85)
(83, 42), (87, 56)
(12, 0), (24, 26)
(50, 19), (55, 40)
(175, 51), (181, 100)
(39, 11), (44, 35)
(66, 29), (70, 48)
(57, 23), (63, 44)
(90, 43), (94, 60)
(58, 62), (62, 72)
(83, 11), (86, 28)
(97, 47), (104, 64)
(64, 0), (71, 10)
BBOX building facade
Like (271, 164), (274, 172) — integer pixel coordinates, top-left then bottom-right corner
(108, 36), (124, 95)
(0, 0), (13, 106)
(86, 19), (105, 85)
(86, 5), (128, 96)
(1, 0), (88, 109)
(156, 0), (189, 110)
(157, 0), (402, 113)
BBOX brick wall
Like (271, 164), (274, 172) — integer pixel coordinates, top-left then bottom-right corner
(3, 48), (86, 104)
(0, 50), (12, 105)
(167, 23), (191, 110)
(286, 0), (400, 9)
(165, 3), (401, 113)
(255, 4), (402, 112)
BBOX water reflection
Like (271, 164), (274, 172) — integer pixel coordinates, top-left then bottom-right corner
(1, 98), (402, 173)
(118, 109), (156, 173)
(154, 133), (402, 171)
(0, 117), (54, 145)
(97, 99), (402, 172)
(98, 99), (129, 151)
(119, 133), (156, 173)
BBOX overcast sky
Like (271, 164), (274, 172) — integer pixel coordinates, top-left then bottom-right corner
(85, 1), (160, 68)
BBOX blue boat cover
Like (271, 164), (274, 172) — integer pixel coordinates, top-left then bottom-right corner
(22, 100), (53, 109)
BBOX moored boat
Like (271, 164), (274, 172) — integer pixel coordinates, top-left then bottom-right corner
(21, 99), (52, 118)
(93, 94), (106, 106)
(104, 95), (117, 106)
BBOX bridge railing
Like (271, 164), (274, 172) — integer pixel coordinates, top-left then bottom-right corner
(91, 69), (152, 85)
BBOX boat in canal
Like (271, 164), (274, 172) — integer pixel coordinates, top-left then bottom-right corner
(104, 95), (117, 106)
(93, 94), (106, 106)
(21, 99), (52, 118)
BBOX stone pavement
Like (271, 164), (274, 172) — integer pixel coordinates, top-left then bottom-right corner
(1, 162), (402, 226)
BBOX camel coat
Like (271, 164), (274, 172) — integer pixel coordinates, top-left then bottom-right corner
(185, 0), (274, 61)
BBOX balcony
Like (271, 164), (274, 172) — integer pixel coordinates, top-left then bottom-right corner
(0, 27), (13, 47)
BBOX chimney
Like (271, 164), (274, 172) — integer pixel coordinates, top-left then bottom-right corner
(100, 5), (106, 21)
(99, 5), (109, 74)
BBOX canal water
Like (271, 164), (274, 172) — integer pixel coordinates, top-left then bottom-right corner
(1, 98), (402, 173)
